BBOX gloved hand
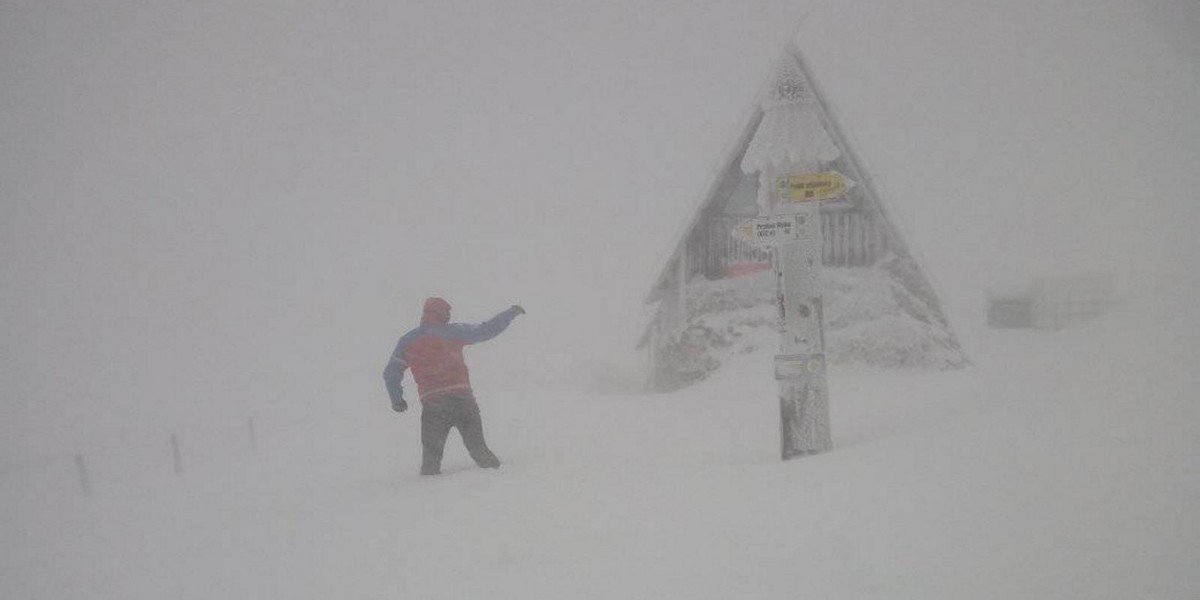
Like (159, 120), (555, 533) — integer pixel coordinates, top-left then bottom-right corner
(392, 398), (408, 413)
(511, 304), (525, 315)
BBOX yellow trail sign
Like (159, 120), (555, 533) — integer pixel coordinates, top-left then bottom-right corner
(777, 172), (850, 203)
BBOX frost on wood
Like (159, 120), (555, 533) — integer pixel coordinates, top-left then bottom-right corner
(651, 263), (967, 391)
(740, 54), (840, 176)
(780, 365), (832, 456)
(645, 48), (967, 391)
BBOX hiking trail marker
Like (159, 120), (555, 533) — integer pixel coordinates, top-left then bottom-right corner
(731, 170), (835, 460)
(771, 189), (832, 460)
(777, 171), (852, 203)
(732, 214), (816, 247)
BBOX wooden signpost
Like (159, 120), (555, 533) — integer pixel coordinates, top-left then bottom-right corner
(737, 170), (850, 459)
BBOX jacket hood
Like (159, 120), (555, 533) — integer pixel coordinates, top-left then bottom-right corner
(421, 297), (451, 324)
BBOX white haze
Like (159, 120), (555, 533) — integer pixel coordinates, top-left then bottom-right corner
(2, 0), (820, 457)
(2, 0), (1198, 595)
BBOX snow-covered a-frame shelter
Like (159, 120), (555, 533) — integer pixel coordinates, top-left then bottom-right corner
(640, 47), (968, 391)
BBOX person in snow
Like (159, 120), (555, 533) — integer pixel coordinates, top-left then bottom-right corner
(383, 297), (524, 476)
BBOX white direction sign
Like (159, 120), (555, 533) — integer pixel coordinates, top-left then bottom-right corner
(732, 214), (814, 247)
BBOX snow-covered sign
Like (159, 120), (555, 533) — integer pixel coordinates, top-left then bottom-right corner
(776, 171), (852, 203)
(732, 214), (814, 247)
(774, 353), (825, 380)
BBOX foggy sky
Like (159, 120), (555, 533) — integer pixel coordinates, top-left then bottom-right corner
(3, 0), (1197, 457)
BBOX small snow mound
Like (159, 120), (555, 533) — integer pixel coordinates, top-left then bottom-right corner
(653, 264), (966, 390)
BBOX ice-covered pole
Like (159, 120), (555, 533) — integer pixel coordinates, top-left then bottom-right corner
(741, 50), (839, 458)
(771, 173), (832, 458)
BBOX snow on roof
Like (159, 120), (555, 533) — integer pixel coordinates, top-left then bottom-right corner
(740, 53), (839, 174)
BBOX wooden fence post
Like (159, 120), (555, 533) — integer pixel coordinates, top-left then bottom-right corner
(170, 433), (183, 475)
(75, 453), (93, 498)
(247, 416), (258, 454)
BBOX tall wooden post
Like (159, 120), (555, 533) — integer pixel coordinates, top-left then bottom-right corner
(740, 48), (845, 459)
(731, 191), (833, 459)
(774, 196), (832, 458)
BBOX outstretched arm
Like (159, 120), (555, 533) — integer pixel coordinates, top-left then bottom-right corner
(448, 305), (524, 345)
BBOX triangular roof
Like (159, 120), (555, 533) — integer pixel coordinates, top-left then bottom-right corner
(643, 44), (965, 363)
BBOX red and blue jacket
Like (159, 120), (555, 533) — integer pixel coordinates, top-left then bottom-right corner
(383, 299), (521, 405)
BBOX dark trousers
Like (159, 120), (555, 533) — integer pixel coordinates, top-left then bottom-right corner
(420, 395), (499, 474)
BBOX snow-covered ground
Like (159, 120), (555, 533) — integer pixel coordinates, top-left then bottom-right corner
(3, 3), (1197, 596)
(4, 295), (1196, 599)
